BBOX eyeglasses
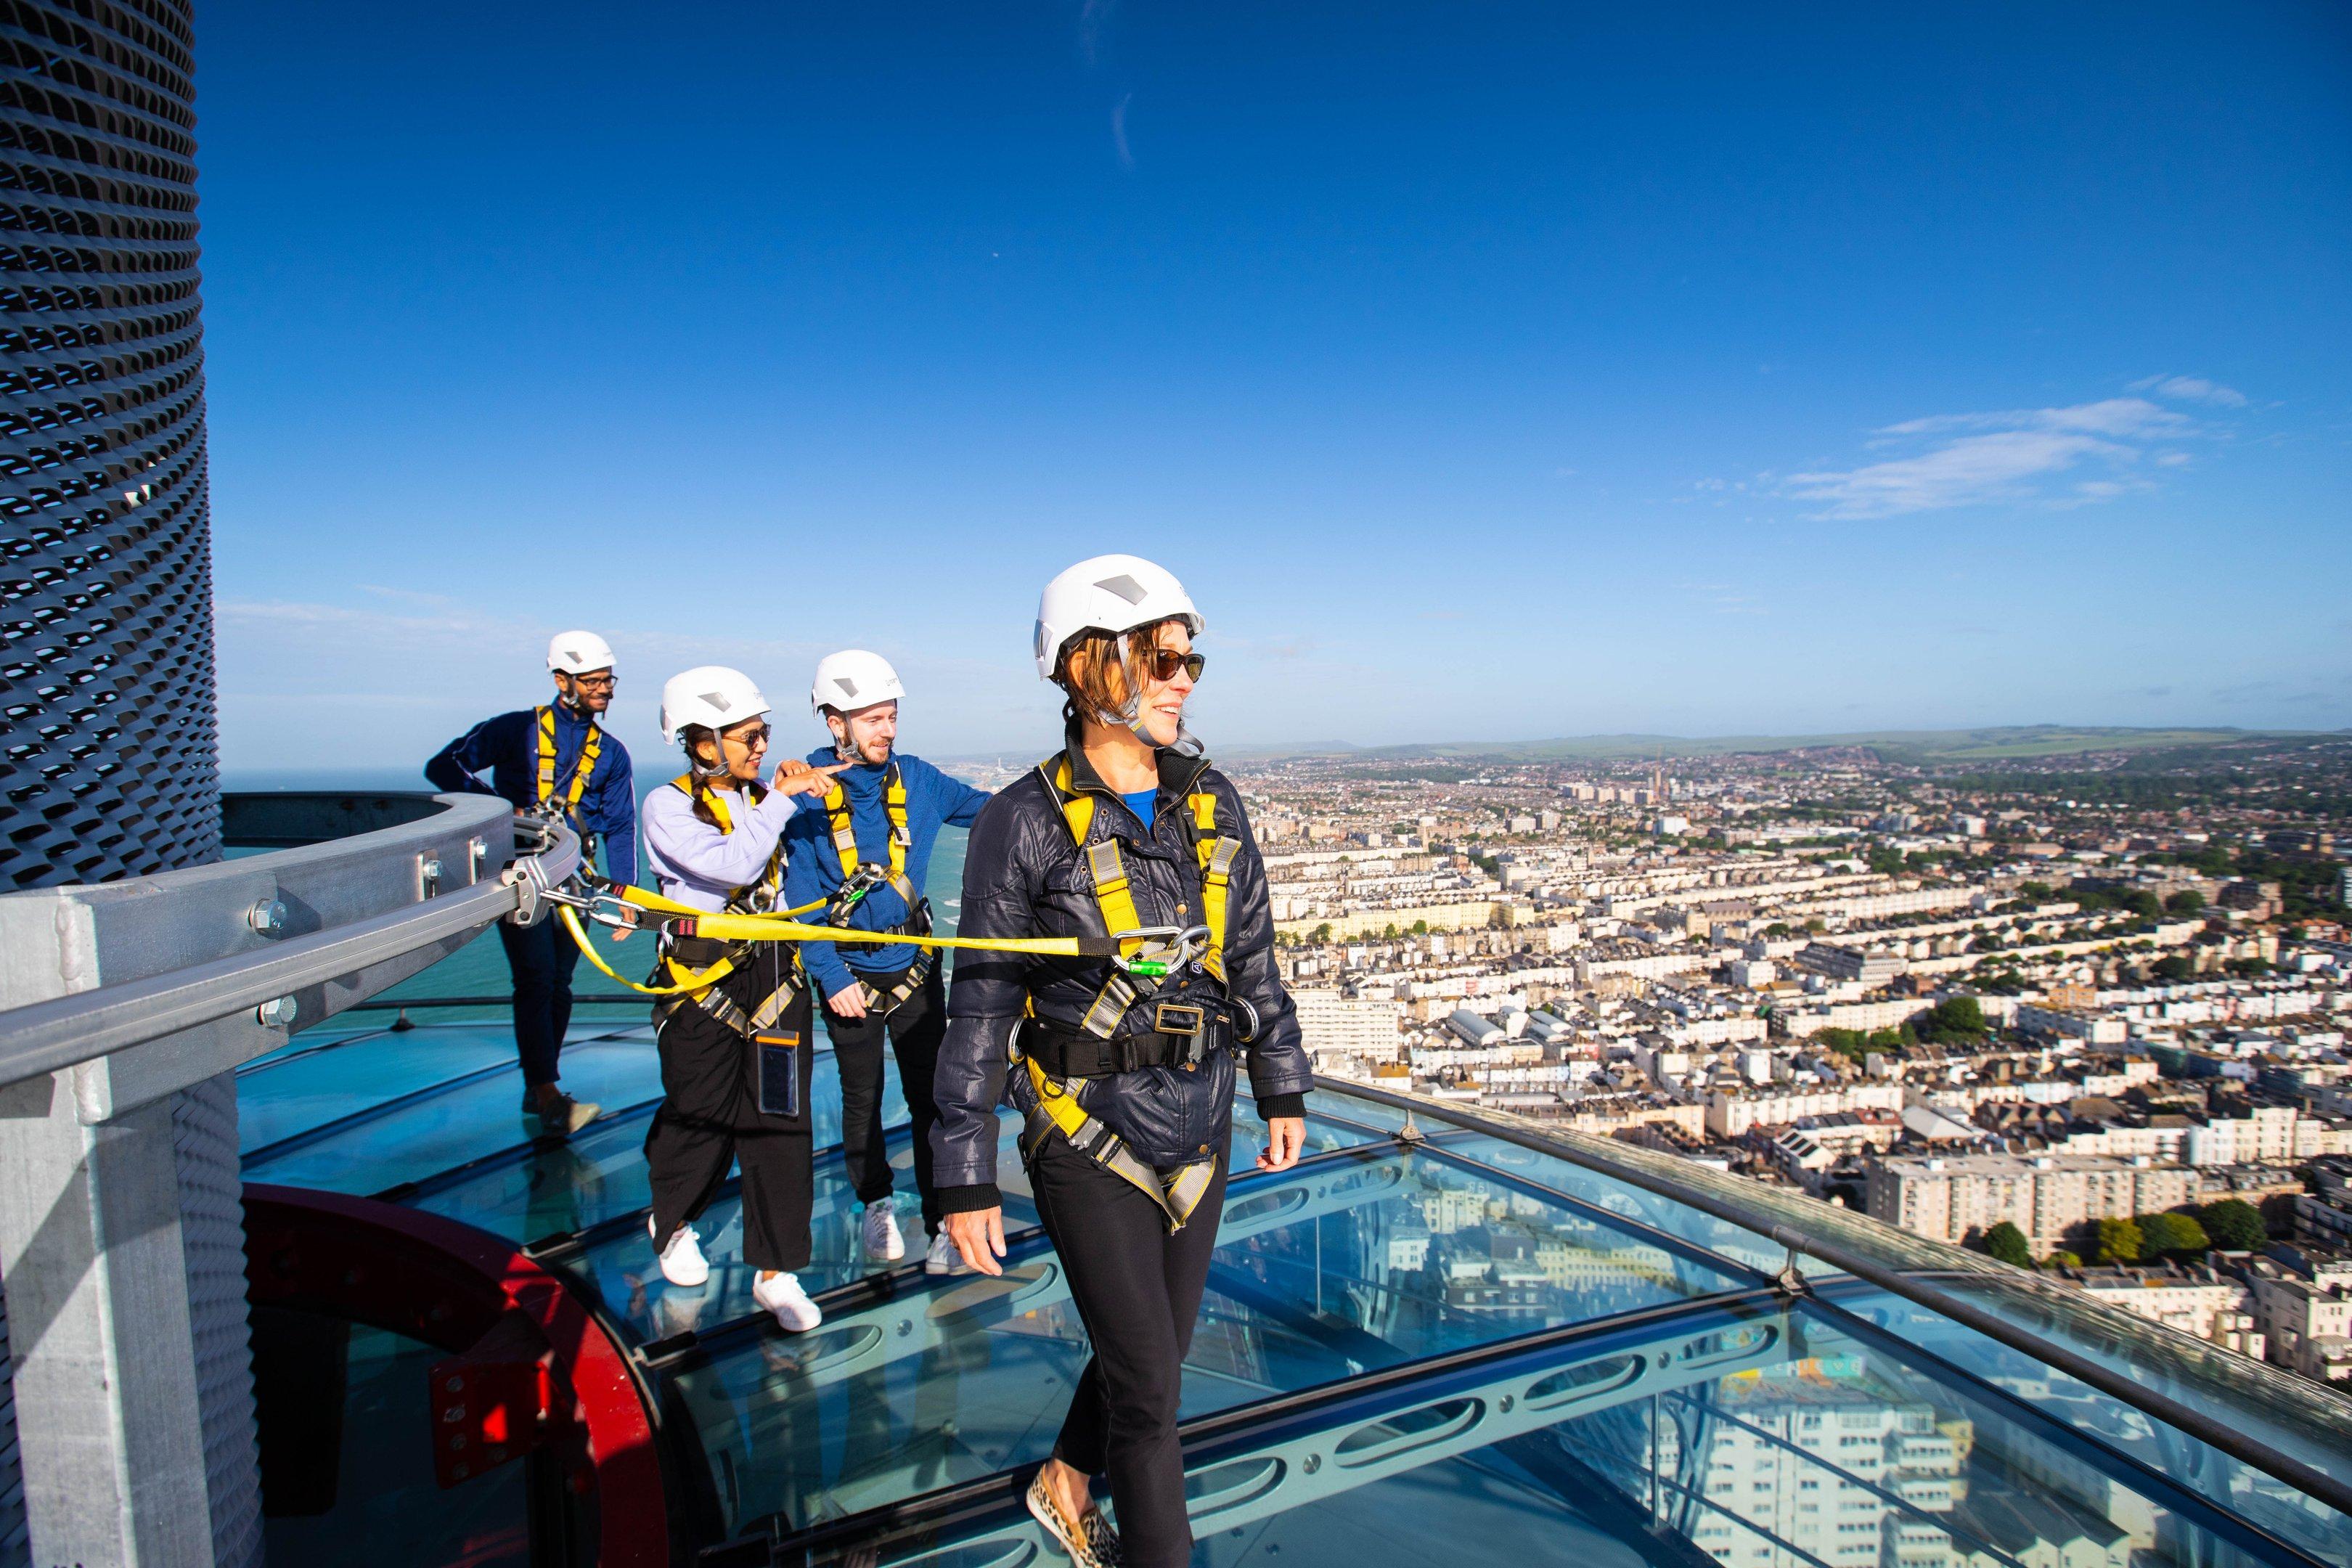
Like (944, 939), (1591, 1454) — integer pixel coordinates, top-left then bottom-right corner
(1141, 648), (1206, 683)
(724, 724), (772, 748)
(569, 674), (617, 690)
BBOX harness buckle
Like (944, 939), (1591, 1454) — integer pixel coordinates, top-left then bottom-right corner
(1153, 1003), (1206, 1037)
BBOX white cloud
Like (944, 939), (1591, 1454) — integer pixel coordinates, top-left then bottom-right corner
(1779, 385), (2237, 520)
(2128, 374), (2247, 407)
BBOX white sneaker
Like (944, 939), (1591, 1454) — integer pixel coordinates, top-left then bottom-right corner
(926, 1229), (964, 1276)
(754, 1270), (822, 1332)
(650, 1217), (709, 1289)
(862, 1196), (906, 1263)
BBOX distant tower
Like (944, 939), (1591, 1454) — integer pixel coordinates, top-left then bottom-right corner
(0, 0), (220, 887)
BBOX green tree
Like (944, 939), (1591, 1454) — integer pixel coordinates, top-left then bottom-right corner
(1983, 1222), (2034, 1269)
(1921, 996), (1987, 1041)
(2094, 1216), (2142, 1265)
(2137, 1211), (2209, 1260)
(2163, 889), (2205, 915)
(1804, 917), (1826, 934)
(1410, 919), (1429, 936)
(2045, 1250), (2083, 1270)
(2018, 881), (2055, 901)
(2196, 1199), (2267, 1252)
(1814, 1028), (1870, 1061)
(1310, 923), (1334, 945)
(2150, 954), (2193, 982)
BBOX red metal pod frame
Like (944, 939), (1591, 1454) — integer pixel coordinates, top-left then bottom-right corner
(244, 1183), (668, 1567)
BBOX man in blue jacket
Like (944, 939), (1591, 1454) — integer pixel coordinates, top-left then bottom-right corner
(785, 650), (989, 1273)
(425, 630), (637, 1137)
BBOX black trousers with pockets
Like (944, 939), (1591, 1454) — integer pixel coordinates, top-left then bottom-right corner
(497, 913), (579, 1089)
(644, 953), (815, 1274)
(1026, 1132), (1227, 1568)
(823, 962), (947, 1230)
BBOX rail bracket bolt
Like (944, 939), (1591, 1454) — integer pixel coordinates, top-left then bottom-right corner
(256, 995), (298, 1029)
(248, 897), (287, 936)
(418, 854), (444, 897)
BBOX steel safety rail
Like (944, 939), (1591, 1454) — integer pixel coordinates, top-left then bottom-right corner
(0, 794), (579, 1095)
(1315, 1074), (2352, 1521)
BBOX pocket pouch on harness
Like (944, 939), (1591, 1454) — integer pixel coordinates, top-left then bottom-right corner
(755, 1032), (801, 1119)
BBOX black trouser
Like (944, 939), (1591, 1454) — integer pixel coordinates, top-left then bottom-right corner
(644, 957), (815, 1273)
(823, 962), (946, 1229)
(497, 912), (579, 1089)
(1026, 1132), (1227, 1568)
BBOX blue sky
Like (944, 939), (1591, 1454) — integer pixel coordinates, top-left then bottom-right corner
(197, 1), (2352, 772)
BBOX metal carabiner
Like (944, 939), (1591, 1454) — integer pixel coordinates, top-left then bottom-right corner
(1112, 923), (1212, 979)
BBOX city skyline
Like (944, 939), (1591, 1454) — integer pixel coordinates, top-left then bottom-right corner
(195, 1), (2352, 770)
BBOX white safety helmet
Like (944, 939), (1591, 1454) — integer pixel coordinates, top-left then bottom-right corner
(547, 629), (616, 675)
(1032, 554), (1203, 682)
(811, 650), (905, 716)
(658, 666), (772, 746)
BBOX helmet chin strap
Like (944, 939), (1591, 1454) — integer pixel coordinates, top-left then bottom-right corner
(1097, 634), (1204, 757)
(832, 728), (886, 767)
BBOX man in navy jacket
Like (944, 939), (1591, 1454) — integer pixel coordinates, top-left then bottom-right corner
(425, 631), (637, 1136)
(785, 651), (988, 1272)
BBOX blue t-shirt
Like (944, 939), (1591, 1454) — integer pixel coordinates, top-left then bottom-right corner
(1120, 788), (1157, 827)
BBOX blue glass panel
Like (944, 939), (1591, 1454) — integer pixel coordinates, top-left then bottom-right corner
(809, 1293), (2332, 1568)
(667, 1141), (1756, 1538)
(237, 1024), (520, 1155)
(257, 1317), (532, 1567)
(1832, 1288), (2352, 1568)
(402, 1049), (912, 1241)
(243, 1034), (665, 1193)
(1323, 1107), (1838, 1286)
(570, 1114), (1034, 1347)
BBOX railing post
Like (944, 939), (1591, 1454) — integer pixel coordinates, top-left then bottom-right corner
(0, 1068), (258, 1568)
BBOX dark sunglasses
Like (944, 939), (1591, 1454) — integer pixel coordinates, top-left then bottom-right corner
(723, 724), (772, 748)
(568, 673), (617, 690)
(1140, 648), (1206, 682)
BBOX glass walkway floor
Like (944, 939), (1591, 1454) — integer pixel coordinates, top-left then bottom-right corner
(234, 1011), (2352, 1568)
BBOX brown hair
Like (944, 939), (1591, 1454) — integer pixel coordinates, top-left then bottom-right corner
(1053, 617), (1185, 728)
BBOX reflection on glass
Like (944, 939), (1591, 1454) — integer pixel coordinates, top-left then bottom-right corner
(576, 1117), (1037, 1346)
(256, 1316), (531, 1568)
(675, 1140), (1756, 1539)
(404, 1051), (915, 1243)
(814, 1295), (2345, 1568)
(243, 1036), (666, 1193)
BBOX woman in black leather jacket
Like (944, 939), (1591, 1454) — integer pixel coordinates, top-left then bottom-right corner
(933, 554), (1312, 1568)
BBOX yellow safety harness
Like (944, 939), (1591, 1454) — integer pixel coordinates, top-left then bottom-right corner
(819, 758), (936, 1013)
(534, 706), (601, 819)
(639, 775), (807, 1037)
(823, 759), (918, 910)
(1042, 753), (1243, 1039)
(1014, 751), (1247, 1231)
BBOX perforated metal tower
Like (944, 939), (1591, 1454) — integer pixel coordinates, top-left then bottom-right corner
(1, 5), (248, 1567)
(0, 0), (219, 889)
